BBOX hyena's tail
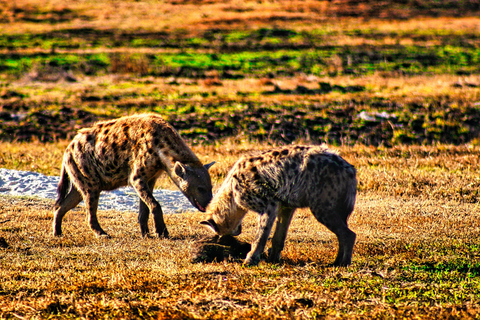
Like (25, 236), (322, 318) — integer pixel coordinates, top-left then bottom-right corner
(54, 162), (71, 209)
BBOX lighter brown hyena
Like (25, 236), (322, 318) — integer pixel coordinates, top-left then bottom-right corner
(201, 145), (357, 266)
(53, 113), (214, 238)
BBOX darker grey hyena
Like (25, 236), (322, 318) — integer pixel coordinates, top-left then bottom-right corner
(53, 113), (214, 238)
(201, 145), (357, 266)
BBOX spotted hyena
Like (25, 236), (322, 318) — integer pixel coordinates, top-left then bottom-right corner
(53, 113), (214, 238)
(201, 145), (357, 266)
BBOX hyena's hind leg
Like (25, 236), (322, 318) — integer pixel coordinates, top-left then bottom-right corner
(138, 178), (157, 237)
(84, 190), (110, 237)
(311, 205), (356, 267)
(60, 153), (108, 237)
(53, 186), (82, 236)
(268, 206), (296, 263)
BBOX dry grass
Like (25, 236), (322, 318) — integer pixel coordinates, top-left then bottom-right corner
(2, 0), (479, 36)
(0, 140), (68, 176)
(1, 193), (480, 318)
(1, 143), (480, 318)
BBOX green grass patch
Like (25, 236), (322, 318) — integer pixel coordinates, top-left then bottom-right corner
(3, 32), (480, 77)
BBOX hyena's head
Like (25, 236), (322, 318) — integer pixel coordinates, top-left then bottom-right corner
(173, 161), (215, 212)
(200, 189), (246, 236)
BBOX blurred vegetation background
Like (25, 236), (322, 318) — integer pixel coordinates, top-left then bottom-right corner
(1, 0), (480, 146)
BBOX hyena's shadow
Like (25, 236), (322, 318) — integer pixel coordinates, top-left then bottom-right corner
(268, 256), (337, 268)
(189, 234), (341, 267)
(168, 234), (204, 241)
(272, 238), (339, 266)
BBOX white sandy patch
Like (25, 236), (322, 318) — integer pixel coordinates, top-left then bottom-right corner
(0, 168), (197, 214)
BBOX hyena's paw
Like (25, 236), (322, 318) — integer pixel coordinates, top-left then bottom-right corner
(266, 248), (281, 263)
(94, 229), (111, 238)
(53, 229), (63, 237)
(243, 252), (260, 266)
(154, 228), (170, 239)
(332, 259), (352, 267)
(52, 223), (63, 237)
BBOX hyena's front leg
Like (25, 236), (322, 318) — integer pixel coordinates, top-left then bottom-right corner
(244, 202), (278, 266)
(138, 178), (157, 237)
(268, 206), (296, 263)
(131, 173), (169, 238)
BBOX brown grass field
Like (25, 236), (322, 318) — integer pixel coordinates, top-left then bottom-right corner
(1, 143), (480, 319)
(2, 0), (480, 319)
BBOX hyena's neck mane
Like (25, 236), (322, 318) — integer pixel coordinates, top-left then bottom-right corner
(149, 115), (204, 170)
(210, 170), (242, 217)
(158, 139), (202, 169)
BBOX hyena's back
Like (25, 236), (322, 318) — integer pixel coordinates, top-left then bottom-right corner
(64, 114), (185, 191)
(232, 145), (357, 216)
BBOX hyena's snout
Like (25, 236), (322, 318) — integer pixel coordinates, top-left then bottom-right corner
(200, 215), (242, 236)
(188, 187), (213, 212)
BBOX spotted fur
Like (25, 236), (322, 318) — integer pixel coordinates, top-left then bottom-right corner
(53, 113), (214, 238)
(201, 145), (357, 266)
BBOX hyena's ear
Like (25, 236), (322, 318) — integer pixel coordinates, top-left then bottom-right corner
(204, 161), (215, 171)
(174, 162), (188, 179)
(200, 219), (219, 233)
